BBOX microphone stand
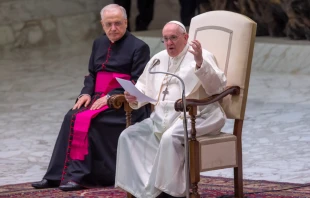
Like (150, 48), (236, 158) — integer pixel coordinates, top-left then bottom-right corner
(149, 61), (190, 198)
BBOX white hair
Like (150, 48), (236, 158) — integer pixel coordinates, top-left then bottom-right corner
(166, 20), (187, 34)
(100, 4), (127, 20)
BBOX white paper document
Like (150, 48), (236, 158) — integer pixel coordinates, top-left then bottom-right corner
(116, 78), (157, 103)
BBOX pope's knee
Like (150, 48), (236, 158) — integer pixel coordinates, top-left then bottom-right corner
(160, 131), (174, 147)
(161, 129), (184, 151)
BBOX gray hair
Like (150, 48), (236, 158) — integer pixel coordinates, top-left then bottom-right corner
(100, 4), (127, 20)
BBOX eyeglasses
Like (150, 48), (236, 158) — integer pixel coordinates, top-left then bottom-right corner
(102, 21), (123, 28)
(161, 35), (180, 43)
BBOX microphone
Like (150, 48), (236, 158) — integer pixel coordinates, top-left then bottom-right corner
(148, 58), (160, 73)
(149, 59), (191, 198)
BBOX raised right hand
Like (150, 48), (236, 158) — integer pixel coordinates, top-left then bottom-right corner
(72, 95), (91, 110)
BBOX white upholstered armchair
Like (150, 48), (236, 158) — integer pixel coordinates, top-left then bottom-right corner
(108, 10), (257, 198)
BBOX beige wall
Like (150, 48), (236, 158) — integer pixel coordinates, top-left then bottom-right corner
(0, 0), (181, 50)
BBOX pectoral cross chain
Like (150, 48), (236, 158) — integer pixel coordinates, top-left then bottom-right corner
(162, 87), (169, 101)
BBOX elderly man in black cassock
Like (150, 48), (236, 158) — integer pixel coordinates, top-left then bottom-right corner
(31, 4), (150, 191)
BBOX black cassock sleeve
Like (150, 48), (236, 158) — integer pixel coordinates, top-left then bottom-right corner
(79, 40), (96, 97)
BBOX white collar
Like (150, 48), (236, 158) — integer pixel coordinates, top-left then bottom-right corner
(170, 43), (189, 63)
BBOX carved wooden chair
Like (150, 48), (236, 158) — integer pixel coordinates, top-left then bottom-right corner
(108, 11), (256, 198)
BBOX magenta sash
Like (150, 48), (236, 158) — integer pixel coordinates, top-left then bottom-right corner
(70, 71), (130, 160)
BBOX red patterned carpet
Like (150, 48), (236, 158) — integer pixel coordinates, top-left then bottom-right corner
(0, 176), (309, 198)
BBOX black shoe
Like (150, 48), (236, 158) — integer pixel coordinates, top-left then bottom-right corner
(31, 179), (59, 189)
(59, 181), (85, 191)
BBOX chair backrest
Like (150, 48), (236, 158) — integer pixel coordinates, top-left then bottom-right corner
(188, 11), (257, 119)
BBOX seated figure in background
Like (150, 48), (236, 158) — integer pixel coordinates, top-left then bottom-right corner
(31, 4), (151, 191)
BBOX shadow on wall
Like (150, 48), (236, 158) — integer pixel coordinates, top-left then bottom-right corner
(199, 0), (310, 40)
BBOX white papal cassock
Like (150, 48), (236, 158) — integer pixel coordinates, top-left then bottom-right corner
(115, 44), (227, 198)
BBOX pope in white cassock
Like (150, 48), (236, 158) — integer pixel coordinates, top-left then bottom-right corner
(115, 21), (227, 198)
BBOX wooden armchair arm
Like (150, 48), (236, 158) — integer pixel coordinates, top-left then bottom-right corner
(174, 86), (240, 112)
(107, 94), (133, 127)
(107, 94), (127, 109)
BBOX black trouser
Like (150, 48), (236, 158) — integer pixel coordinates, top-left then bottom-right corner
(114, 0), (155, 31)
(43, 108), (126, 186)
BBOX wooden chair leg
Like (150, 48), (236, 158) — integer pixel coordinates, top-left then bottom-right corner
(126, 192), (135, 198)
(190, 184), (200, 198)
(234, 166), (243, 198)
(234, 119), (244, 198)
(189, 140), (200, 198)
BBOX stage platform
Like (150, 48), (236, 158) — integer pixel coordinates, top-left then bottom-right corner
(0, 31), (310, 186)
